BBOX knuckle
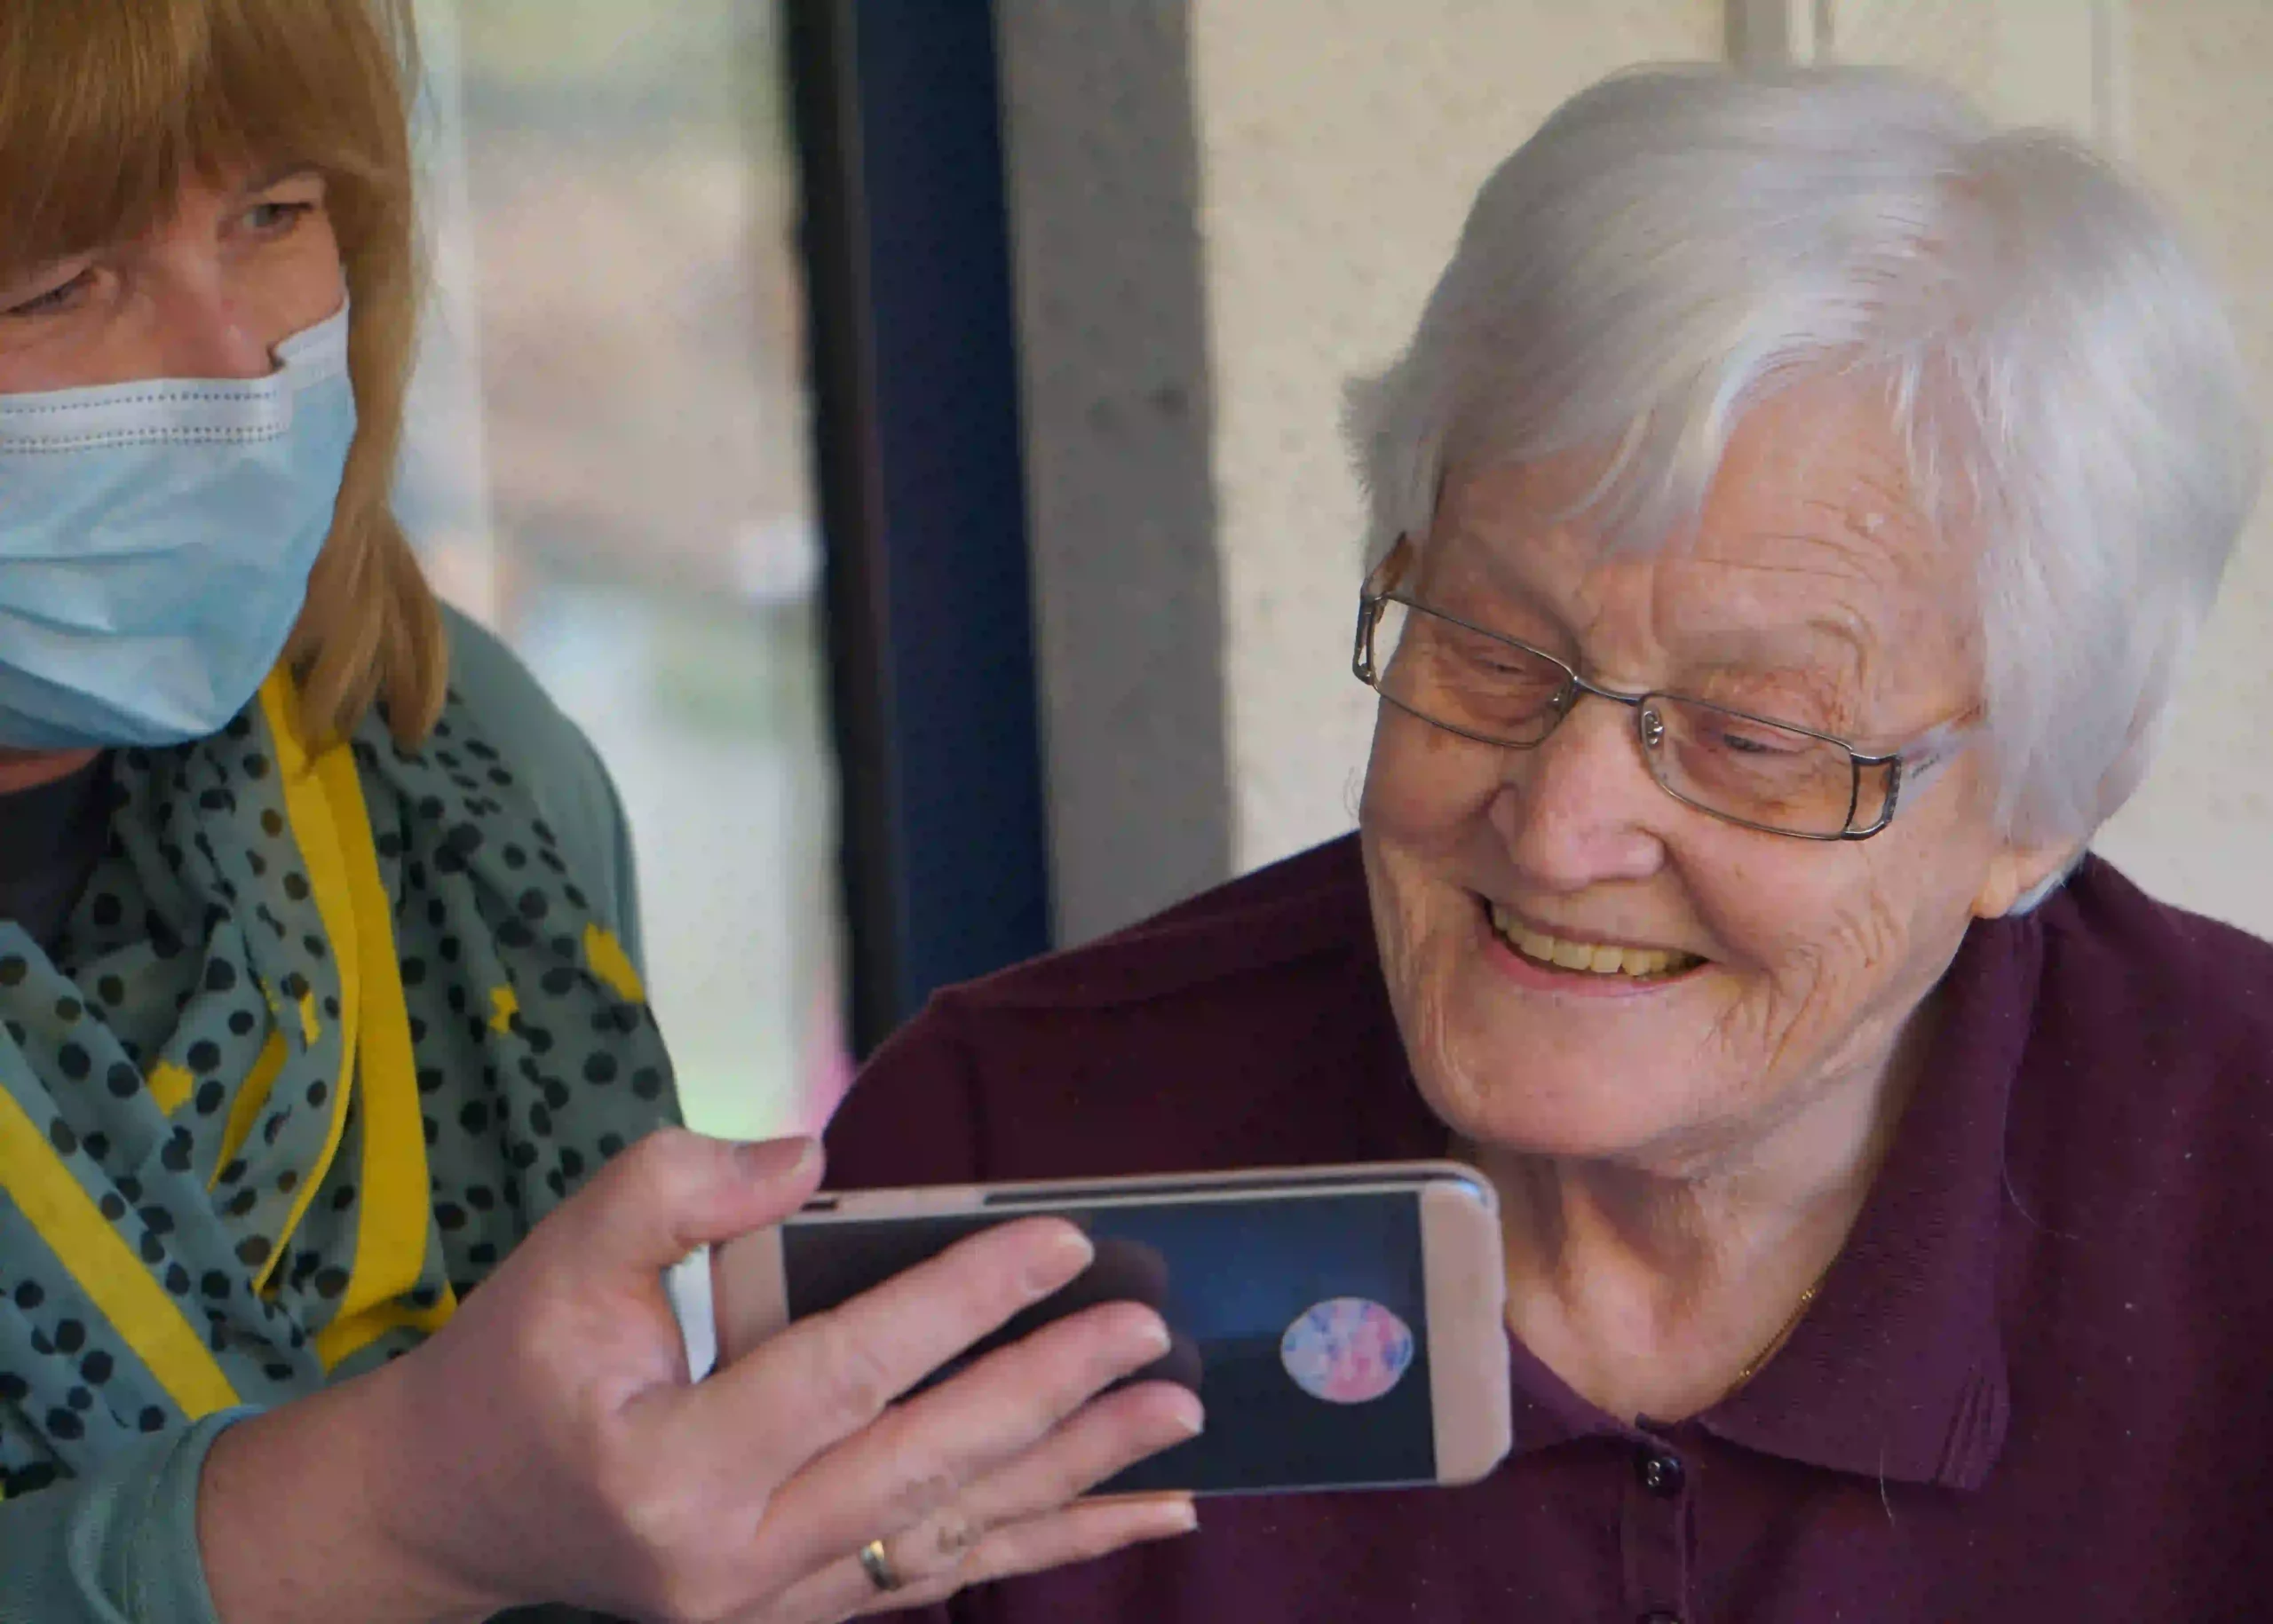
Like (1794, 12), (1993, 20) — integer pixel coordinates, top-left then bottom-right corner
(899, 1464), (962, 1519)
(614, 1126), (701, 1202)
(799, 1311), (906, 1429)
(598, 1455), (689, 1553)
(612, 1507), (736, 1624)
(926, 1506), (988, 1565)
(945, 1526), (1034, 1591)
(592, 1443), (709, 1556)
(581, 1426), (780, 1624)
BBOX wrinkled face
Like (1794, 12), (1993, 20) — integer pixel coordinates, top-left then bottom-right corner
(1360, 383), (2059, 1173)
(0, 162), (341, 393)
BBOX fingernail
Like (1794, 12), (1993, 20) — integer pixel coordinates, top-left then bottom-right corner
(1132, 1313), (1173, 1361)
(734, 1136), (820, 1182)
(1174, 1398), (1206, 1438)
(1022, 1222), (1096, 1295)
(1166, 1500), (1200, 1534)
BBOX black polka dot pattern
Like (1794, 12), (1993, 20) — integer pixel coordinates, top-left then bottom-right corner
(1, 679), (677, 1483)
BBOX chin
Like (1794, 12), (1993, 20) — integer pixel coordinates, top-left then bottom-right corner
(1408, 1042), (1726, 1166)
(1391, 912), (1749, 1165)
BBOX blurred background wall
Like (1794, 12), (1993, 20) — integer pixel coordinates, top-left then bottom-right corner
(1003, 0), (2273, 941)
(2089, 4), (2273, 927)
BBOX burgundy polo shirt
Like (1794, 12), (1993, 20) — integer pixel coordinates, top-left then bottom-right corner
(822, 836), (2273, 1622)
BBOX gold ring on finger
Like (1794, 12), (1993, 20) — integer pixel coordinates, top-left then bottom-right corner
(858, 1538), (905, 1593)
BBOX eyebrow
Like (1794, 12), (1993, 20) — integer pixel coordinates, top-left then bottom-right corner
(237, 161), (323, 195)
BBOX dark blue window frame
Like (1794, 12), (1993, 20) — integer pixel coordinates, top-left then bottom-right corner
(788, 0), (1053, 1056)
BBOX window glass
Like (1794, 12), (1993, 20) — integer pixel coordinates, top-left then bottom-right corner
(400, 0), (847, 1139)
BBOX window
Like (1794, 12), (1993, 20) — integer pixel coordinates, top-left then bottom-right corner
(398, 0), (847, 1138)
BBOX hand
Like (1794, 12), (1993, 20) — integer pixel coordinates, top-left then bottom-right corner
(321, 1130), (1199, 1623)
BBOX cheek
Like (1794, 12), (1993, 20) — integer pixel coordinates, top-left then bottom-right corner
(1686, 850), (1885, 991)
(1682, 741), (2005, 970)
(1686, 844), (1861, 968)
(1358, 717), (1493, 847)
(1678, 812), (1989, 1058)
(265, 215), (348, 341)
(1359, 725), (1495, 1030)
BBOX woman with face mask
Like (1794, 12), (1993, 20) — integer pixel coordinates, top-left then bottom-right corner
(0, 6), (1201, 1621)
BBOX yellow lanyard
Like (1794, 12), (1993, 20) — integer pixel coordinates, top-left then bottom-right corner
(0, 671), (455, 1428)
(257, 672), (457, 1373)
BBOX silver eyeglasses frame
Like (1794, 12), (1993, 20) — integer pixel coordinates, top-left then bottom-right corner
(1350, 543), (1968, 843)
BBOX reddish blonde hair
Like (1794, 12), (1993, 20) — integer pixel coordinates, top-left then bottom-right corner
(0, 0), (446, 745)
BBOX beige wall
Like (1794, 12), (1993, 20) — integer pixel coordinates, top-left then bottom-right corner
(1188, 0), (1726, 875)
(2088, 2), (2273, 931)
(1183, 0), (2272, 931)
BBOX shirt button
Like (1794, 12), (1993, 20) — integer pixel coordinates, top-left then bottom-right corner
(1635, 1446), (1686, 1499)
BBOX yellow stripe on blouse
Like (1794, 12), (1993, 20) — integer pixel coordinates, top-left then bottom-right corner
(0, 1087), (240, 1416)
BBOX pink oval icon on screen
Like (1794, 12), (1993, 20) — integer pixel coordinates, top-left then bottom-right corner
(1279, 1297), (1415, 1404)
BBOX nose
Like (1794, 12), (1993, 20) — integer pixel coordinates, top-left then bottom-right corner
(153, 289), (276, 380)
(142, 254), (279, 381)
(1491, 693), (1669, 890)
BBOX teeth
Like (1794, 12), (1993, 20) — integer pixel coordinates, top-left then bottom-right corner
(1487, 903), (1700, 978)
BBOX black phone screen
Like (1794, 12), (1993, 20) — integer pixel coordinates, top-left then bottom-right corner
(781, 1188), (1437, 1494)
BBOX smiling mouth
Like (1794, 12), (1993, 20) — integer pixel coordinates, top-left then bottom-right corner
(1484, 899), (1707, 981)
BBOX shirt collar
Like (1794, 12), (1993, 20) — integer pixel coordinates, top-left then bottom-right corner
(1361, 901), (2044, 1490)
(1699, 911), (2039, 1488)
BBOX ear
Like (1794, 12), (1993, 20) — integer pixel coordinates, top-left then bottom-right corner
(1366, 534), (1419, 595)
(1971, 839), (2082, 920)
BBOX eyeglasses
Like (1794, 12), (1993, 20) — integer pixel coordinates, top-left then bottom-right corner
(1351, 546), (1964, 841)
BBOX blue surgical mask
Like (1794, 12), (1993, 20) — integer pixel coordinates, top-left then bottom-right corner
(0, 302), (358, 750)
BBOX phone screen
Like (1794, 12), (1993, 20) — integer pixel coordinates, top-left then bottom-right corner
(781, 1187), (1438, 1493)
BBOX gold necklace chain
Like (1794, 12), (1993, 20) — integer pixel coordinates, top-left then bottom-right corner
(1452, 1135), (1841, 1399)
(1729, 1271), (1829, 1392)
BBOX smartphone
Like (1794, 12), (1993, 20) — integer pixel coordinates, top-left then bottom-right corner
(711, 1161), (1511, 1497)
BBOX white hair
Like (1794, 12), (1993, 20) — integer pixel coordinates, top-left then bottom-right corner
(1347, 65), (2262, 845)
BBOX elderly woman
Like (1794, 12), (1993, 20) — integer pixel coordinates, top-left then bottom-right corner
(825, 65), (2268, 1622)
(0, 4), (1204, 1620)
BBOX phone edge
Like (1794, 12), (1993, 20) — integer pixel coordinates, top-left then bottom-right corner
(791, 1160), (1496, 1225)
(712, 1224), (789, 1367)
(1422, 1177), (1513, 1485)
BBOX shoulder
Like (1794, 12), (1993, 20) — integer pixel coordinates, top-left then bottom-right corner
(438, 606), (606, 822)
(2030, 854), (2273, 1069)
(2008, 853), (2273, 1226)
(1988, 862), (2273, 1482)
(822, 836), (1432, 1191)
(436, 606), (644, 963)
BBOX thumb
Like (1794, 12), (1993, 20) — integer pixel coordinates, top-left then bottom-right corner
(557, 1128), (826, 1279)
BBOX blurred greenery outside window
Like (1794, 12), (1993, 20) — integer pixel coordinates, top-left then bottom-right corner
(395, 0), (848, 1140)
